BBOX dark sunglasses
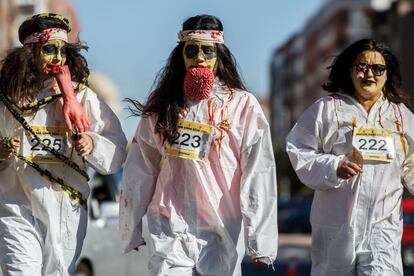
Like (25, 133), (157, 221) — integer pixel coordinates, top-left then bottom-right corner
(184, 44), (217, 60)
(355, 62), (387, 77)
(41, 44), (67, 56)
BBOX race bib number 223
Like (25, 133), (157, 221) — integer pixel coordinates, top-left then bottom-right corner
(165, 120), (212, 161)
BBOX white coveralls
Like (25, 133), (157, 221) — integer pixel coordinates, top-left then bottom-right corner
(119, 82), (278, 276)
(0, 80), (127, 276)
(286, 93), (414, 276)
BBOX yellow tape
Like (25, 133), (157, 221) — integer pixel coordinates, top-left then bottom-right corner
(25, 13), (71, 32)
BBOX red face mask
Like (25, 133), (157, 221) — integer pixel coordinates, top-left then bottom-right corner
(183, 67), (215, 101)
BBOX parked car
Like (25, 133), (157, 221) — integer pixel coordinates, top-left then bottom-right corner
(402, 197), (414, 268)
(278, 197), (312, 234)
(75, 168), (150, 276)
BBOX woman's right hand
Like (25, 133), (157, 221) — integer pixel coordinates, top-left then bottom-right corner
(337, 159), (363, 179)
(0, 137), (19, 161)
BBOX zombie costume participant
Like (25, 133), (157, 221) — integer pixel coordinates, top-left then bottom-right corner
(119, 15), (278, 276)
(0, 13), (127, 276)
(286, 39), (414, 276)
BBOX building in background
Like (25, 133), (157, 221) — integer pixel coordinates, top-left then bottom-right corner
(0, 0), (120, 114)
(269, 0), (407, 196)
(270, 33), (305, 148)
(0, 1), (17, 59)
(0, 0), (79, 57)
(372, 0), (414, 106)
(270, 0), (373, 147)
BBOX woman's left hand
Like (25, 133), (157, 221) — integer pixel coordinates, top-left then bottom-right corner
(253, 256), (272, 267)
(72, 133), (94, 157)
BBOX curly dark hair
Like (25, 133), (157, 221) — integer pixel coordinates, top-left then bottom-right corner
(322, 38), (409, 104)
(0, 13), (89, 103)
(126, 14), (246, 144)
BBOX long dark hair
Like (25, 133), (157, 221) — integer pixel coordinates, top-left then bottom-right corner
(0, 13), (89, 103)
(322, 38), (409, 104)
(126, 14), (246, 144)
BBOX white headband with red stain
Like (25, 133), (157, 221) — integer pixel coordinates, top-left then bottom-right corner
(178, 30), (224, 44)
(23, 28), (68, 45)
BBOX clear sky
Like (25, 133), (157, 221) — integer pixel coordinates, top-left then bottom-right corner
(71, 0), (323, 139)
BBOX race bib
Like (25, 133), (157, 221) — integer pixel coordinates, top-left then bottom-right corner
(352, 127), (395, 162)
(165, 120), (213, 161)
(23, 126), (68, 163)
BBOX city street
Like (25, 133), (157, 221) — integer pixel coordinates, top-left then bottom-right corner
(1, 1), (414, 276)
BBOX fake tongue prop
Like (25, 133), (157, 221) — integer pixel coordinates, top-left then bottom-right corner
(52, 65), (91, 132)
(183, 67), (215, 101)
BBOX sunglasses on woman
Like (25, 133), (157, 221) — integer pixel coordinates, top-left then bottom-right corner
(355, 62), (387, 76)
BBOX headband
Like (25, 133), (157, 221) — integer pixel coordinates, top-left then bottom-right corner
(178, 30), (224, 44)
(23, 28), (68, 45)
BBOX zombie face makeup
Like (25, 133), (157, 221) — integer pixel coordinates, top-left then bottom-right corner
(351, 50), (387, 102)
(36, 39), (67, 75)
(183, 40), (218, 72)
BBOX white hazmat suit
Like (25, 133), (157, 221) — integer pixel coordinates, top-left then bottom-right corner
(119, 82), (278, 276)
(0, 80), (127, 276)
(286, 93), (414, 275)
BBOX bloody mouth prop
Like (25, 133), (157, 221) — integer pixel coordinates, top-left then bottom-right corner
(42, 64), (64, 75)
(183, 67), (214, 101)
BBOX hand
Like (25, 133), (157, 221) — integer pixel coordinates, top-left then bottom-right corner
(252, 256), (270, 268)
(62, 99), (91, 133)
(54, 65), (90, 132)
(71, 133), (94, 157)
(0, 137), (20, 160)
(337, 159), (363, 179)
